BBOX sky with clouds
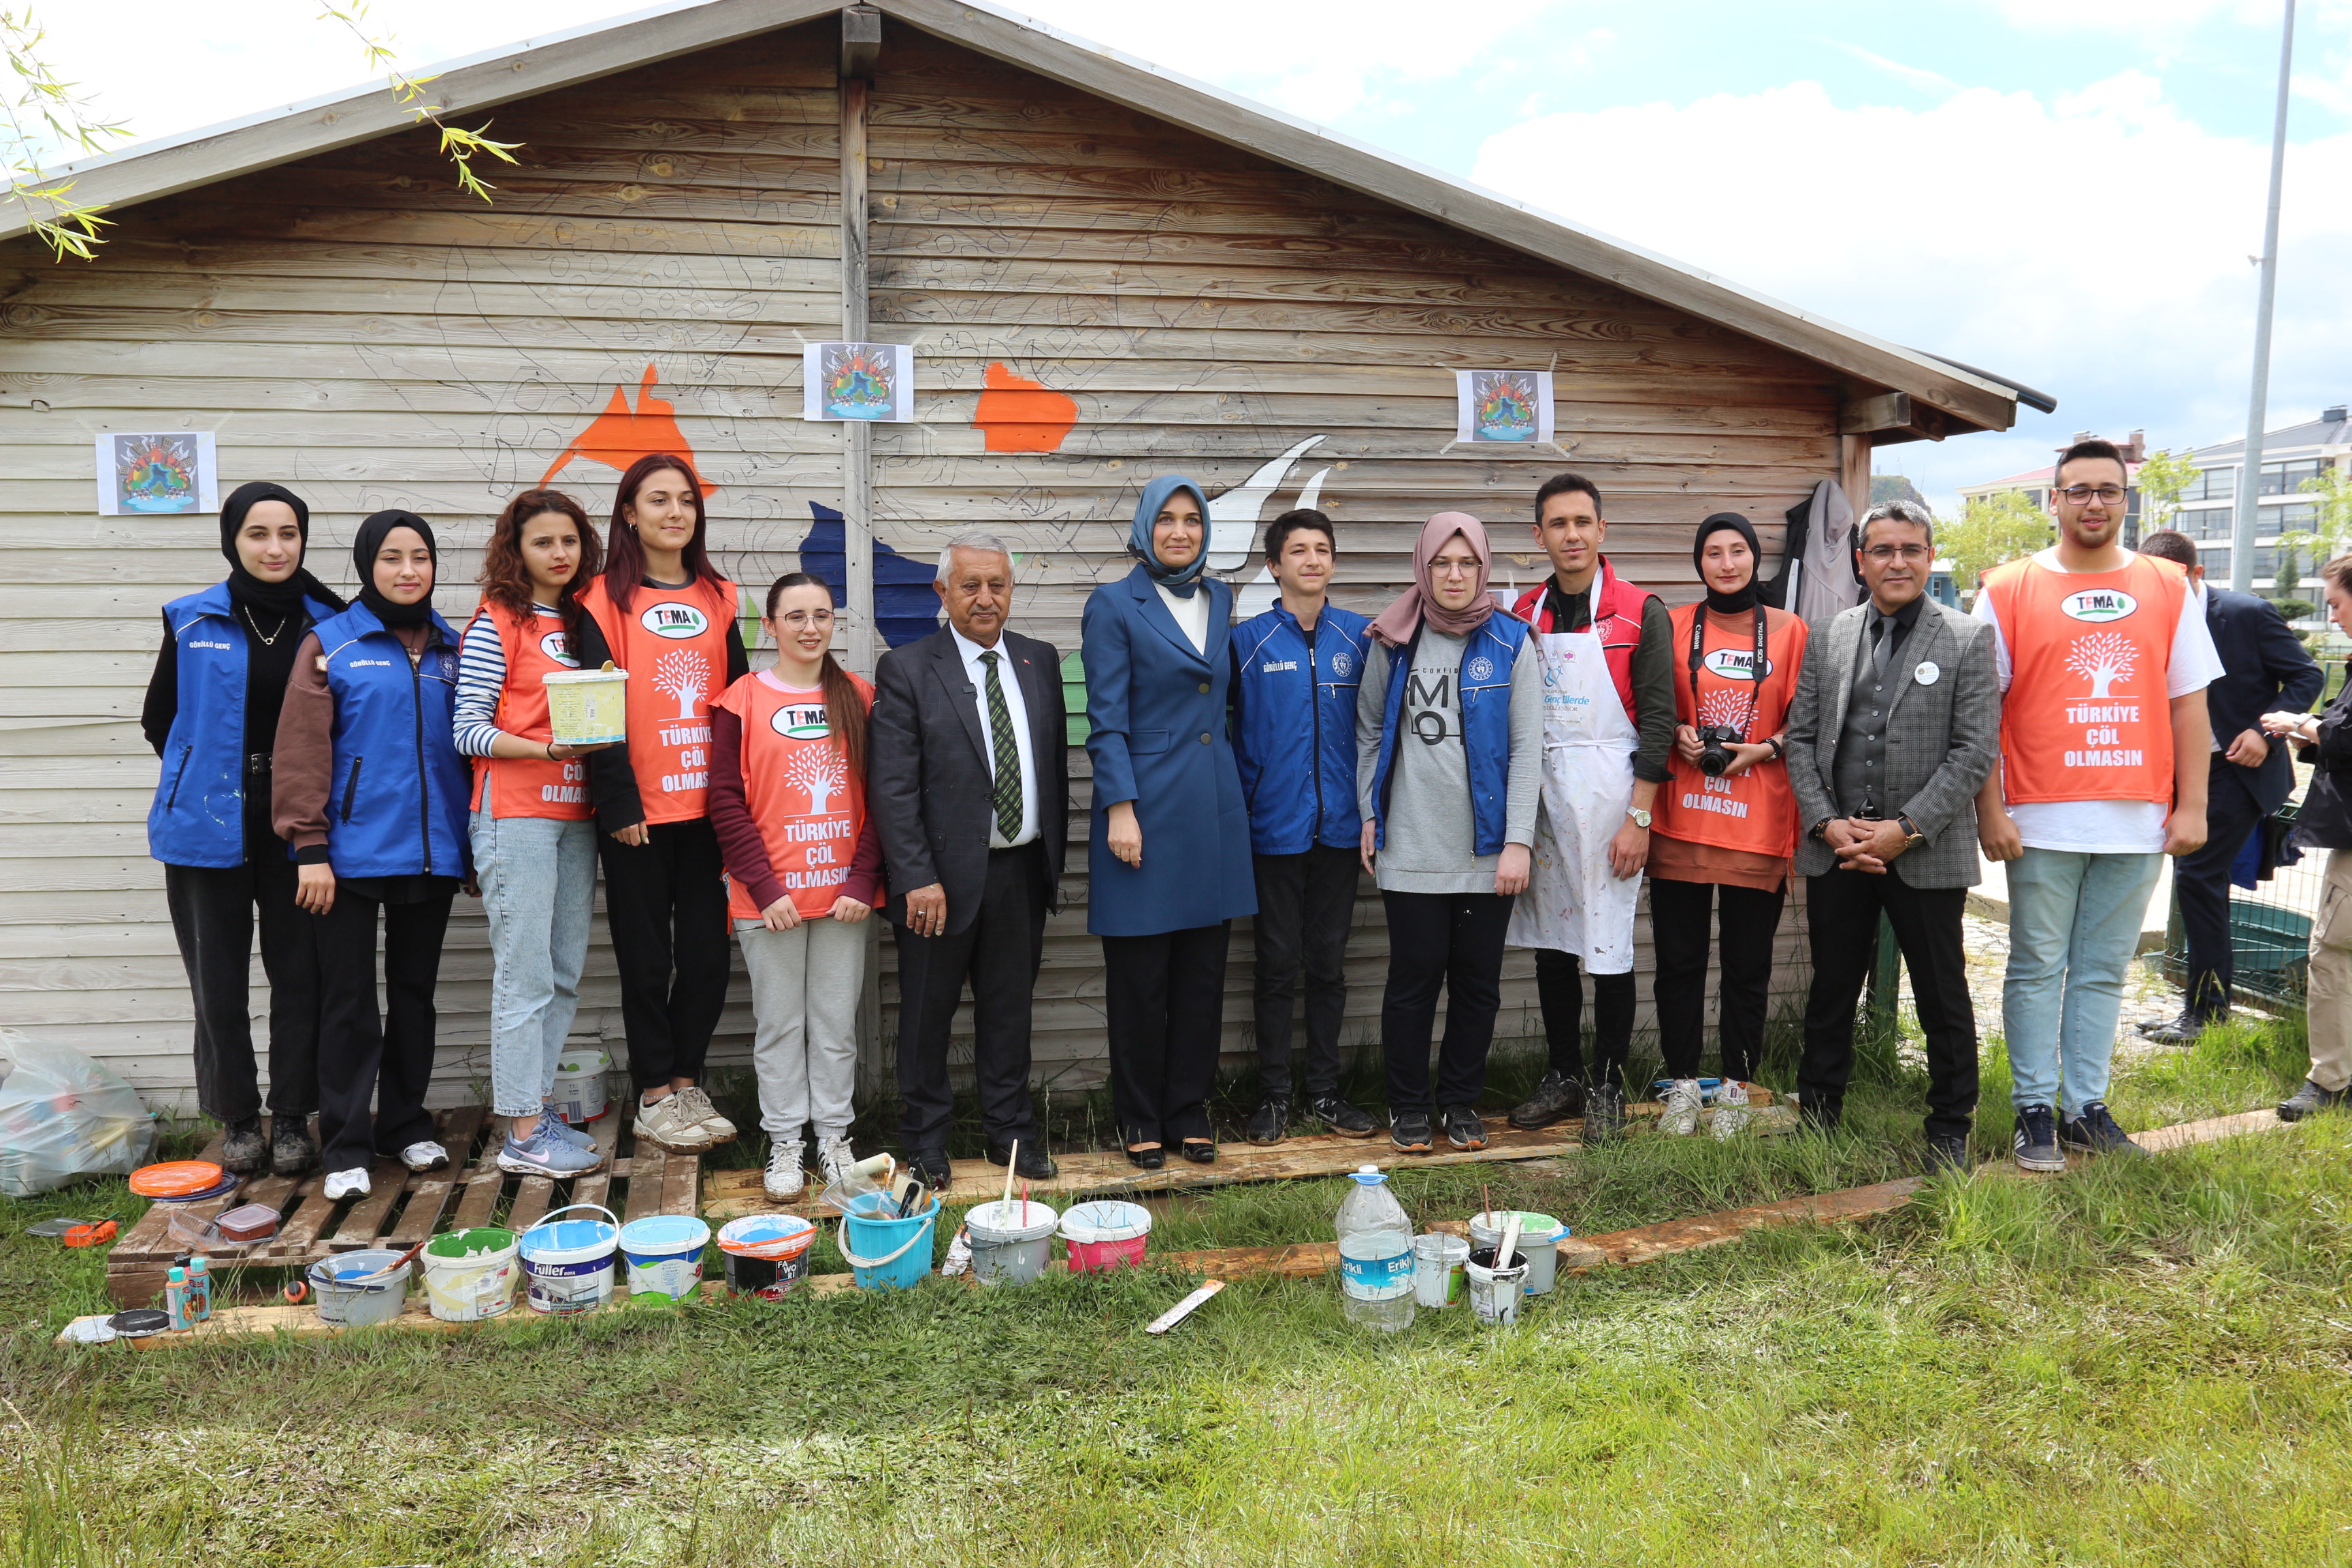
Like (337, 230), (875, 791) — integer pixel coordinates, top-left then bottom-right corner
(24, 0), (2352, 507)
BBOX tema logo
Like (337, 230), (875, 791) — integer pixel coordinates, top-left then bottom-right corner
(640, 604), (710, 640)
(771, 702), (830, 740)
(539, 630), (579, 668)
(1703, 649), (1769, 681)
(2060, 589), (2137, 623)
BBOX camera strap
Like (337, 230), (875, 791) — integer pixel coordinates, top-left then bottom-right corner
(1687, 602), (1768, 736)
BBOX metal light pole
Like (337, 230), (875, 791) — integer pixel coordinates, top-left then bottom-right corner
(2231, 0), (2296, 593)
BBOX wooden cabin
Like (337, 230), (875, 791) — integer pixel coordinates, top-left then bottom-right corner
(0, 0), (2030, 1115)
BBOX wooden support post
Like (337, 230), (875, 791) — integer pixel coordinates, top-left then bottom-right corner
(1839, 431), (1873, 523)
(839, 69), (875, 679)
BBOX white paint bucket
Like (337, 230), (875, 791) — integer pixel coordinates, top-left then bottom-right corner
(1411, 1232), (1470, 1308)
(1465, 1247), (1528, 1328)
(309, 1248), (413, 1328)
(550, 1049), (609, 1125)
(542, 666), (628, 745)
(1471, 1210), (1567, 1295)
(964, 1199), (1058, 1287)
(519, 1203), (619, 1316)
(617, 1213), (709, 1303)
(421, 1226), (520, 1322)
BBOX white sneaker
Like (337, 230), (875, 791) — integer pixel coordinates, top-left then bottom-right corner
(815, 1135), (855, 1188)
(671, 1085), (737, 1143)
(323, 1166), (371, 1201)
(1661, 1079), (1703, 1136)
(1712, 1080), (1752, 1141)
(400, 1141), (450, 1173)
(633, 1092), (717, 1154)
(764, 1141), (806, 1201)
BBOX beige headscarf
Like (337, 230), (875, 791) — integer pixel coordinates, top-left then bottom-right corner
(1369, 512), (1495, 647)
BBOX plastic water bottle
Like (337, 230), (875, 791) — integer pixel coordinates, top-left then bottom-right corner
(1336, 1165), (1414, 1332)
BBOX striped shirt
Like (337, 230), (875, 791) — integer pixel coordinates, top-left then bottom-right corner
(453, 604), (560, 757)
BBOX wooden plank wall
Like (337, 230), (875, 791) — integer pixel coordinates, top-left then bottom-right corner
(0, 18), (1834, 1114)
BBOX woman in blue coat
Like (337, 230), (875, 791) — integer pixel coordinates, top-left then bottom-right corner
(1085, 476), (1256, 1168)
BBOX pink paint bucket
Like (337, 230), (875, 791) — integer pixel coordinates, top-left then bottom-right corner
(1058, 1200), (1152, 1273)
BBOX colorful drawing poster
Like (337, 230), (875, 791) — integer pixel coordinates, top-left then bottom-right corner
(95, 431), (218, 515)
(802, 342), (915, 422)
(1454, 370), (1554, 445)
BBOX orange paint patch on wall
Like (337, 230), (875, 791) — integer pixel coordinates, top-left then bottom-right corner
(972, 361), (1077, 453)
(542, 364), (717, 495)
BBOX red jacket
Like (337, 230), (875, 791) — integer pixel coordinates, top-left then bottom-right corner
(1511, 557), (1654, 725)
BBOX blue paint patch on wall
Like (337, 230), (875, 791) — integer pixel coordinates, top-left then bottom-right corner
(796, 503), (943, 648)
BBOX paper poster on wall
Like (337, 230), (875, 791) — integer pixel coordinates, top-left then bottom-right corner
(1453, 370), (1554, 445)
(802, 342), (915, 422)
(95, 431), (218, 515)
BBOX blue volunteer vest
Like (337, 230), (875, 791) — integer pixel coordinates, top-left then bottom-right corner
(311, 602), (470, 879)
(1231, 602), (1371, 855)
(1369, 614), (1528, 859)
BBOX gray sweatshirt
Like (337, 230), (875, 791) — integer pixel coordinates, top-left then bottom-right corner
(1354, 626), (1541, 894)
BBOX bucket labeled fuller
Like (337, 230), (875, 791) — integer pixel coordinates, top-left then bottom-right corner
(838, 1192), (939, 1291)
(1059, 1200), (1153, 1273)
(542, 666), (628, 746)
(310, 1248), (412, 1328)
(619, 1213), (710, 1303)
(519, 1203), (619, 1316)
(421, 1226), (520, 1322)
(1471, 1211), (1567, 1296)
(550, 1049), (609, 1125)
(717, 1214), (817, 1300)
(965, 1198), (1059, 1288)
(1465, 1246), (1528, 1327)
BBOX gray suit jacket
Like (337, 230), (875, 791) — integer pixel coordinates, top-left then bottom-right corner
(1784, 598), (1999, 887)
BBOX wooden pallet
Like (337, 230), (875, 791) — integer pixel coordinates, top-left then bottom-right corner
(104, 1107), (699, 1308)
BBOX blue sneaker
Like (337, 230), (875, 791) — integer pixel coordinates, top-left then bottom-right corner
(536, 1108), (598, 1152)
(497, 1126), (605, 1177)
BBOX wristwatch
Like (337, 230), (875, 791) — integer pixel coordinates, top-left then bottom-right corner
(1808, 817), (1833, 844)
(1627, 807), (1652, 829)
(1897, 814), (1925, 847)
(1765, 736), (1784, 761)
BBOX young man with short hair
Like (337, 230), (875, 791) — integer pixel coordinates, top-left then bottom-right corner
(1975, 439), (2219, 1170)
(1231, 509), (1376, 1143)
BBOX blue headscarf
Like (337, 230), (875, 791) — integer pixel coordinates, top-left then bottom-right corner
(1128, 474), (1213, 598)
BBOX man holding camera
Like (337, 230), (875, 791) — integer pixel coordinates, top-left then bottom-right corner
(1785, 500), (1998, 1171)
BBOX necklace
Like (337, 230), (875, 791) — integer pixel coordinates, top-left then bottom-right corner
(242, 607), (290, 647)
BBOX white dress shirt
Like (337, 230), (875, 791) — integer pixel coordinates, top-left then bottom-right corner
(949, 623), (1040, 848)
(1156, 581), (1211, 655)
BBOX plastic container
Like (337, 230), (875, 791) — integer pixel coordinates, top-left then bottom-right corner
(550, 1049), (609, 1125)
(519, 1203), (619, 1316)
(309, 1247), (413, 1327)
(1471, 1210), (1567, 1296)
(717, 1214), (817, 1300)
(421, 1226), (521, 1322)
(618, 1213), (710, 1303)
(216, 1203), (280, 1244)
(837, 1190), (938, 1291)
(1336, 1165), (1414, 1332)
(1059, 1200), (1153, 1273)
(964, 1199), (1058, 1287)
(543, 664), (628, 745)
(1465, 1246), (1528, 1328)
(1411, 1232), (1470, 1308)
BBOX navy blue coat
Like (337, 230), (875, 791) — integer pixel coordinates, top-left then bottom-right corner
(2202, 585), (2323, 814)
(1083, 566), (1256, 936)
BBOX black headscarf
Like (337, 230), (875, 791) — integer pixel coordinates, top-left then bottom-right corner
(353, 509), (439, 630)
(220, 481), (345, 621)
(1693, 511), (1761, 615)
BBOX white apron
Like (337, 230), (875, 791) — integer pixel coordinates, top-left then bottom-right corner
(1506, 627), (1642, 973)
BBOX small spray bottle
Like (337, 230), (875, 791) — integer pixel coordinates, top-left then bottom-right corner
(185, 1255), (213, 1324)
(164, 1265), (191, 1330)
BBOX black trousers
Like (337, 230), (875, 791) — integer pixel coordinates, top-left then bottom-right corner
(1797, 869), (1978, 1137)
(2176, 762), (2270, 1021)
(1250, 845), (1358, 1102)
(894, 845), (1047, 1154)
(1533, 949), (1637, 1089)
(1102, 922), (1230, 1146)
(600, 817), (732, 1092)
(1378, 889), (1512, 1116)
(164, 854), (323, 1126)
(1649, 875), (1785, 1082)
(313, 886), (452, 1173)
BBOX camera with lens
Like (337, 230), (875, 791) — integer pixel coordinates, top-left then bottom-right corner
(1695, 724), (1745, 777)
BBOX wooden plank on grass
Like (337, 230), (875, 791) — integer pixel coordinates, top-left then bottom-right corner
(383, 1105), (485, 1250)
(565, 1111), (627, 1216)
(446, 1117), (512, 1232)
(622, 1137), (670, 1226)
(323, 1154), (412, 1252)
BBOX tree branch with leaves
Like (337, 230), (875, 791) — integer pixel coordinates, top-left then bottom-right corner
(0, 7), (125, 260)
(1942, 490), (2053, 591)
(317, 1), (519, 203)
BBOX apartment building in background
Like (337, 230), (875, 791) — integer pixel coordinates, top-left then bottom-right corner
(2163, 406), (2351, 600)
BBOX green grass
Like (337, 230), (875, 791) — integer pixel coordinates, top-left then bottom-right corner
(4, 1023), (2347, 1566)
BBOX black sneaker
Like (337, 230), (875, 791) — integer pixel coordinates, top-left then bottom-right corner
(907, 1148), (953, 1190)
(219, 1117), (267, 1176)
(1798, 1096), (1841, 1137)
(1438, 1105), (1488, 1150)
(2140, 1012), (2206, 1047)
(1923, 1132), (1972, 1176)
(1305, 1094), (1376, 1138)
(985, 1141), (1058, 1179)
(2012, 1104), (2064, 1171)
(2059, 1100), (2144, 1158)
(1580, 1083), (1624, 1146)
(1507, 1070), (1584, 1130)
(2279, 1078), (2349, 1122)
(1389, 1111), (1433, 1154)
(1245, 1098), (1289, 1145)
(270, 1117), (318, 1177)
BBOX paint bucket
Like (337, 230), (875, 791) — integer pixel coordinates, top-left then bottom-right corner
(542, 665), (628, 745)
(1471, 1210), (1567, 1296)
(421, 1226), (521, 1322)
(308, 1247), (412, 1328)
(550, 1049), (609, 1124)
(836, 1191), (939, 1291)
(1465, 1246), (1529, 1328)
(1412, 1232), (1471, 1308)
(519, 1203), (620, 1316)
(618, 1213), (710, 1303)
(1059, 1200), (1153, 1273)
(964, 1198), (1059, 1287)
(717, 1214), (817, 1300)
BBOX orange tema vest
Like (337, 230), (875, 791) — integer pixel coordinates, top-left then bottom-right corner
(1982, 552), (2188, 806)
(578, 574), (738, 825)
(714, 671), (875, 920)
(1651, 603), (1808, 859)
(466, 602), (592, 821)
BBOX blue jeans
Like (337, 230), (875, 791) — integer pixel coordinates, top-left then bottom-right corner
(2002, 847), (2163, 1115)
(470, 811), (597, 1119)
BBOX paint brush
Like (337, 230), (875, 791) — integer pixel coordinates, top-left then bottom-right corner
(1145, 1279), (1224, 1335)
(1002, 1141), (1019, 1218)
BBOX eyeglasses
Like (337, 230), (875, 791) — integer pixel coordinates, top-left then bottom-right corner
(772, 609), (836, 628)
(2057, 486), (2127, 506)
(1861, 544), (1933, 564)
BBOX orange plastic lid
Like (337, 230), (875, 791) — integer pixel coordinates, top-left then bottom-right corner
(128, 1160), (227, 1197)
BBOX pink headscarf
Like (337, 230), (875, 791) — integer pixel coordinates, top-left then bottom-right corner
(1369, 511), (1495, 647)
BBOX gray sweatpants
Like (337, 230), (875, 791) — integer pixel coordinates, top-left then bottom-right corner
(735, 915), (866, 1141)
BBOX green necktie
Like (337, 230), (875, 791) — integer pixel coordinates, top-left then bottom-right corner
(979, 649), (1024, 840)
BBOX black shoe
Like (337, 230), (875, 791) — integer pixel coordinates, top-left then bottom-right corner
(1508, 1070), (1584, 1130)
(1245, 1098), (1289, 1145)
(2279, 1079), (2348, 1122)
(1798, 1098), (1841, 1137)
(1580, 1083), (1625, 1145)
(1923, 1132), (1972, 1176)
(2059, 1100), (2144, 1158)
(1179, 1139), (1217, 1165)
(1389, 1112), (1433, 1153)
(1306, 1094), (1376, 1138)
(2012, 1104), (2064, 1171)
(269, 1117), (318, 1178)
(2141, 1012), (2206, 1047)
(1439, 1105), (1488, 1150)
(907, 1148), (953, 1190)
(220, 1117), (267, 1176)
(1124, 1143), (1166, 1171)
(985, 1141), (1057, 1180)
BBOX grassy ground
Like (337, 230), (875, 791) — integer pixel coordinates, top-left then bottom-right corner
(3, 1019), (2345, 1566)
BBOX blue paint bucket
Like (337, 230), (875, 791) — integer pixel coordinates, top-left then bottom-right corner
(836, 1191), (939, 1291)
(617, 1213), (710, 1303)
(518, 1203), (619, 1316)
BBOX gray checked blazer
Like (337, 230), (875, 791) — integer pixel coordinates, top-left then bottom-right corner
(1782, 597), (1999, 888)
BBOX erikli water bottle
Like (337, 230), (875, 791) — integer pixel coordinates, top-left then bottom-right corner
(1336, 1165), (1414, 1332)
